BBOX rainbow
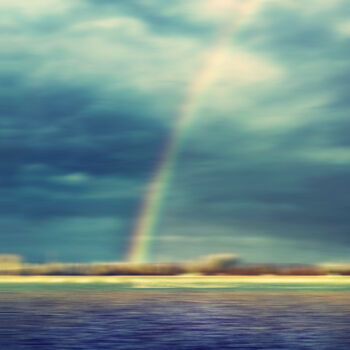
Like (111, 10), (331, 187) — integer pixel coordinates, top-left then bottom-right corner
(127, 0), (261, 263)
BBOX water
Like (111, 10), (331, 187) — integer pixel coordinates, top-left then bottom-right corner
(1, 281), (350, 349)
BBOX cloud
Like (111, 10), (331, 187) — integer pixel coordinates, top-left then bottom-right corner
(1, 0), (73, 17)
(335, 20), (350, 37)
(300, 147), (350, 164)
(1, 0), (350, 264)
(50, 172), (91, 184)
(0, 215), (127, 262)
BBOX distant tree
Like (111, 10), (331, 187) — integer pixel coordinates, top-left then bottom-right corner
(188, 253), (240, 274)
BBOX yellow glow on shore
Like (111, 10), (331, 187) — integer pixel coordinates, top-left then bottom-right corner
(0, 275), (349, 287)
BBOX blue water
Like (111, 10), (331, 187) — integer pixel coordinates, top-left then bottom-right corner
(1, 285), (350, 349)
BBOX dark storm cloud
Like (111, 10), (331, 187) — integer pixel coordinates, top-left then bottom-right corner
(155, 3), (350, 262)
(1, 0), (188, 261)
(1, 82), (168, 183)
(0, 214), (127, 262)
(1, 0), (350, 263)
(238, 7), (336, 52)
(0, 78), (165, 260)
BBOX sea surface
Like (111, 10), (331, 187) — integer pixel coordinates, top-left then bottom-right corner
(1, 277), (350, 349)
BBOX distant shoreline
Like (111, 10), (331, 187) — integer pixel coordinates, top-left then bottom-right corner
(1, 275), (349, 284)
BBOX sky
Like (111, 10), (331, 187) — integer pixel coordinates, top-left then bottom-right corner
(1, 0), (350, 264)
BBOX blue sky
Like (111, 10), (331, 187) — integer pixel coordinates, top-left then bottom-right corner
(1, 0), (350, 263)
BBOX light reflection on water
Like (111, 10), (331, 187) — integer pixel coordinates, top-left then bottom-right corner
(1, 287), (350, 349)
